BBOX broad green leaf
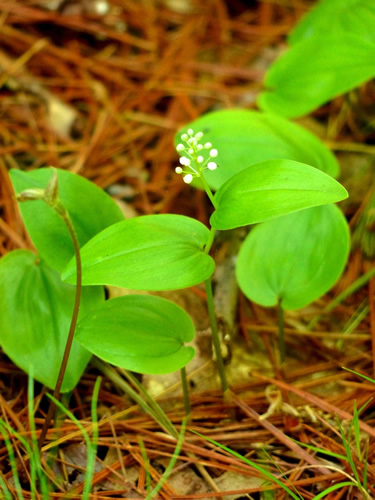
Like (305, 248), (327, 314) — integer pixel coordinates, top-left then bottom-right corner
(0, 250), (104, 392)
(210, 159), (348, 230)
(289, 0), (375, 45)
(175, 110), (339, 190)
(10, 168), (124, 272)
(76, 295), (195, 374)
(236, 205), (350, 310)
(63, 214), (215, 290)
(258, 35), (375, 118)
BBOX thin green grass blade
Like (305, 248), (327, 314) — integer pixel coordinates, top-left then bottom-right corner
(342, 367), (375, 384)
(363, 440), (369, 490)
(309, 266), (375, 329)
(0, 419), (47, 499)
(121, 369), (178, 439)
(191, 430), (301, 499)
(0, 473), (13, 500)
(336, 302), (369, 350)
(353, 401), (362, 461)
(46, 388), (100, 500)
(138, 437), (152, 496)
(336, 418), (362, 489)
(312, 481), (356, 499)
(92, 358), (177, 438)
(290, 437), (347, 461)
(146, 419), (186, 500)
(82, 377), (101, 500)
(261, 447), (303, 499)
(0, 423), (25, 500)
(27, 375), (50, 498)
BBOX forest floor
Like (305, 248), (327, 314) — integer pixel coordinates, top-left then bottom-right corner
(0, 1), (375, 498)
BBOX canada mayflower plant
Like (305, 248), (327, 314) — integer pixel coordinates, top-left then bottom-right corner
(175, 128), (218, 184)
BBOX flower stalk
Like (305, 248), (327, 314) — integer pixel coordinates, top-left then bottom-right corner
(175, 130), (229, 395)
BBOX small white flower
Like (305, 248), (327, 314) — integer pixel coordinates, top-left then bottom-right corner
(176, 144), (185, 152)
(204, 142), (212, 149)
(187, 128), (194, 136)
(179, 156), (191, 166)
(183, 174), (193, 184)
(181, 133), (188, 140)
(197, 144), (203, 150)
(188, 148), (194, 154)
(195, 131), (203, 140)
(209, 149), (218, 157)
(197, 155), (204, 163)
(207, 162), (217, 170)
(95, 0), (109, 15)
(175, 166), (183, 174)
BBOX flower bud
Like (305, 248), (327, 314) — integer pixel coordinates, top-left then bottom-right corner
(183, 174), (193, 184)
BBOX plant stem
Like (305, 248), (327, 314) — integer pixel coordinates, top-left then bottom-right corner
(38, 212), (82, 450)
(180, 367), (191, 419)
(278, 301), (285, 364)
(201, 175), (229, 396)
(204, 227), (216, 255)
(200, 174), (218, 210)
(205, 278), (229, 395)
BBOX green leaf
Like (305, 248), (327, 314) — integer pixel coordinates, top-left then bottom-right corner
(0, 250), (104, 392)
(289, 0), (375, 45)
(210, 159), (348, 230)
(236, 205), (350, 310)
(76, 295), (195, 374)
(10, 168), (124, 272)
(63, 214), (215, 290)
(258, 34), (375, 118)
(175, 109), (339, 190)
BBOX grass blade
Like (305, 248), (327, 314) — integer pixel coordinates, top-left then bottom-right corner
(191, 430), (302, 500)
(312, 480), (356, 499)
(146, 418), (186, 500)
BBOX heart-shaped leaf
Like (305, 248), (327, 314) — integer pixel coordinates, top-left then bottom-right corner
(258, 34), (375, 118)
(236, 205), (350, 310)
(76, 295), (195, 374)
(10, 168), (124, 272)
(210, 159), (348, 230)
(63, 214), (215, 290)
(0, 250), (104, 392)
(175, 109), (339, 190)
(289, 0), (375, 45)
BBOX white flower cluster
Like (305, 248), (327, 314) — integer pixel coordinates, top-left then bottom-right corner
(175, 128), (218, 184)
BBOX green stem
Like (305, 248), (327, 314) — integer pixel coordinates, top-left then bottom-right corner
(200, 173), (218, 210)
(278, 301), (285, 364)
(38, 212), (82, 450)
(200, 173), (229, 395)
(205, 278), (229, 394)
(204, 226), (216, 254)
(180, 367), (191, 419)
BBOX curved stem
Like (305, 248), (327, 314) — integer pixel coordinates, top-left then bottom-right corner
(38, 212), (82, 450)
